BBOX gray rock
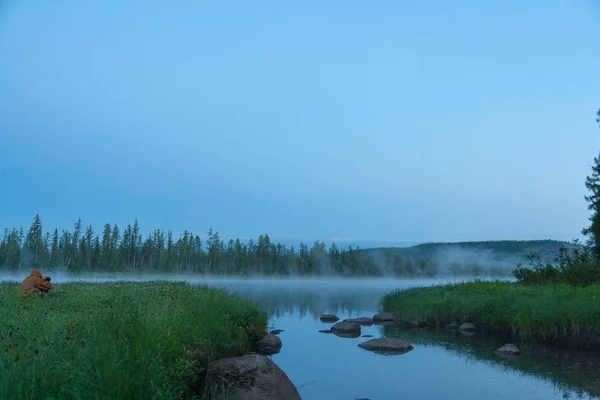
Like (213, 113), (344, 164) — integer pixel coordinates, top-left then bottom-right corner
(331, 321), (361, 334)
(372, 312), (399, 322)
(206, 353), (301, 400)
(333, 330), (361, 339)
(446, 322), (459, 330)
(343, 317), (373, 325)
(253, 334), (282, 356)
(406, 318), (421, 328)
(269, 329), (284, 335)
(458, 322), (477, 331)
(320, 314), (339, 322)
(496, 343), (520, 356)
(357, 337), (414, 355)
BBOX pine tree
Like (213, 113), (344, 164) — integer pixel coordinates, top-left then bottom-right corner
(582, 108), (600, 259)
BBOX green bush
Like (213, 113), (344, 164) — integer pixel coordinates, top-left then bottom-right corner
(513, 243), (600, 287)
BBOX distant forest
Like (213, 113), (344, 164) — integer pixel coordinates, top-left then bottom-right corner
(0, 215), (574, 277)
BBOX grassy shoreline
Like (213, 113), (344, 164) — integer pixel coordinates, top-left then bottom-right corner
(381, 280), (600, 349)
(0, 281), (268, 399)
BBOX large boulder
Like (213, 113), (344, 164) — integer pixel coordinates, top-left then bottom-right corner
(253, 334), (282, 356)
(372, 312), (399, 322)
(357, 337), (414, 355)
(205, 353), (301, 400)
(343, 317), (373, 325)
(331, 321), (361, 334)
(320, 314), (339, 322)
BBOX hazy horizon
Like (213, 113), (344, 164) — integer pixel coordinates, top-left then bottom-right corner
(1, 1), (599, 245)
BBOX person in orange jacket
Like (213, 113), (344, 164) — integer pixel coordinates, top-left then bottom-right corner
(21, 269), (53, 296)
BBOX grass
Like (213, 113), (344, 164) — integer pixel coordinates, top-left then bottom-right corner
(380, 280), (600, 344)
(0, 280), (268, 400)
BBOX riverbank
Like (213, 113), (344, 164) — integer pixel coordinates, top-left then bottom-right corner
(0, 281), (268, 399)
(380, 280), (600, 349)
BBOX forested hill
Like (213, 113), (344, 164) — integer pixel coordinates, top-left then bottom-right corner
(365, 239), (578, 261)
(0, 215), (577, 277)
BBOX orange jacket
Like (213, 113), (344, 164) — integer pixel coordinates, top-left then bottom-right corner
(21, 269), (52, 296)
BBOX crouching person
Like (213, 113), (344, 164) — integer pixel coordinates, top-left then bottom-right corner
(21, 269), (53, 297)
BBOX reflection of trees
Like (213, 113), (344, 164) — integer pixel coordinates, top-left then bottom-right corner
(207, 281), (393, 320)
(382, 326), (600, 400)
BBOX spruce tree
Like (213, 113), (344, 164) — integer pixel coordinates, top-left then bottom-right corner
(582, 108), (600, 258)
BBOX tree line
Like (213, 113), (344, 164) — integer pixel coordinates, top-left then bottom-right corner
(0, 215), (509, 277)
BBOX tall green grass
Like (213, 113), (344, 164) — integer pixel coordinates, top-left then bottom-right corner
(381, 280), (600, 342)
(0, 281), (267, 399)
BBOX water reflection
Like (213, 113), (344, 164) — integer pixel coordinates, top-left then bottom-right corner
(382, 326), (600, 400)
(208, 278), (600, 400)
(203, 278), (453, 319)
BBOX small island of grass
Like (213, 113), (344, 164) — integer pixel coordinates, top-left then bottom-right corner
(381, 280), (600, 347)
(0, 281), (268, 399)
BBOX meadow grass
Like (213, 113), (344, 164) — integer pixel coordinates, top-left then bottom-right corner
(0, 281), (268, 400)
(381, 280), (600, 343)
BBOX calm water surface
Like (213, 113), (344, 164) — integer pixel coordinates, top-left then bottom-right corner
(199, 277), (600, 400)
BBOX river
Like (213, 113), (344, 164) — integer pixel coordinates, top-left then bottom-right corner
(198, 277), (600, 400)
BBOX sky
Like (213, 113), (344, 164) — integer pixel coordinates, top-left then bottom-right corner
(1, 0), (600, 247)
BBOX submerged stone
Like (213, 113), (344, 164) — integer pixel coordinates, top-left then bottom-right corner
(206, 353), (301, 400)
(458, 322), (477, 331)
(333, 330), (361, 339)
(253, 334), (282, 356)
(331, 321), (361, 334)
(344, 317), (373, 325)
(357, 337), (414, 355)
(320, 314), (340, 323)
(496, 343), (520, 356)
(269, 329), (284, 335)
(372, 312), (399, 322)
(446, 323), (459, 330)
(319, 329), (333, 334)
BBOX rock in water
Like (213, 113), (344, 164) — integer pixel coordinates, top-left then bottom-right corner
(333, 330), (361, 339)
(344, 317), (374, 325)
(458, 322), (477, 331)
(253, 334), (282, 356)
(496, 343), (520, 356)
(331, 321), (361, 334)
(320, 314), (340, 322)
(270, 329), (284, 335)
(206, 353), (301, 400)
(357, 337), (414, 355)
(446, 322), (459, 330)
(372, 312), (399, 322)
(406, 319), (421, 328)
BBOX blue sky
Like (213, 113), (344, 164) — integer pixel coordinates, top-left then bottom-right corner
(1, 0), (599, 246)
